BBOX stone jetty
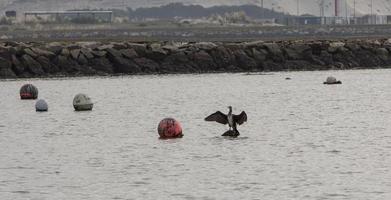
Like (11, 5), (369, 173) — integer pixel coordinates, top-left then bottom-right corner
(1, 39), (391, 78)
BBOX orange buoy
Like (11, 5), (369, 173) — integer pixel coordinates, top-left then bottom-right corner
(158, 118), (183, 139)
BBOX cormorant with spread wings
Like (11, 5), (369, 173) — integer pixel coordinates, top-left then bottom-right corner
(205, 106), (247, 137)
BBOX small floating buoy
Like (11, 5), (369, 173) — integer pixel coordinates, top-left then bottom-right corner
(285, 77), (291, 80)
(157, 118), (183, 139)
(35, 99), (48, 112)
(73, 93), (93, 111)
(324, 76), (342, 85)
(20, 84), (38, 99)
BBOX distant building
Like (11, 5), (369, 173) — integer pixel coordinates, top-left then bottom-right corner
(283, 16), (322, 26)
(5, 11), (16, 18)
(24, 11), (113, 23)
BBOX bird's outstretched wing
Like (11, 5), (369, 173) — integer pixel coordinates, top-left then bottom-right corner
(205, 111), (228, 125)
(233, 111), (247, 125)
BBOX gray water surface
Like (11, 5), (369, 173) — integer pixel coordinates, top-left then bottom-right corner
(1, 70), (391, 200)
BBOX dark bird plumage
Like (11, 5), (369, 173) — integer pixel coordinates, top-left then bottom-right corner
(205, 106), (247, 137)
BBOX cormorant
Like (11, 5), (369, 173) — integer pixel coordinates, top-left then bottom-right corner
(205, 106), (247, 137)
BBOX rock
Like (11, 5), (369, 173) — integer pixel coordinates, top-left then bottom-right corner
(234, 50), (257, 70)
(369, 40), (382, 46)
(61, 48), (70, 57)
(169, 52), (189, 63)
(210, 46), (236, 69)
(111, 42), (127, 50)
(286, 44), (311, 60)
(162, 44), (179, 52)
(106, 48), (122, 59)
(161, 52), (192, 73)
(284, 48), (301, 60)
(0, 67), (16, 78)
(263, 43), (282, 56)
(194, 42), (218, 50)
(120, 49), (138, 59)
(45, 42), (64, 54)
(91, 50), (106, 57)
(319, 50), (334, 65)
(55, 55), (79, 73)
(126, 43), (147, 56)
(251, 48), (267, 63)
(149, 43), (167, 55)
(4, 41), (20, 47)
(310, 42), (324, 56)
(375, 48), (389, 61)
(70, 49), (80, 60)
(263, 43), (284, 62)
(133, 58), (159, 72)
(0, 57), (16, 78)
(106, 48), (140, 73)
(80, 48), (94, 59)
(11, 55), (24, 75)
(345, 43), (361, 51)
(36, 56), (52, 73)
(77, 53), (88, 65)
(192, 50), (217, 71)
(244, 40), (264, 48)
(90, 57), (114, 73)
(0, 46), (12, 60)
(328, 42), (345, 53)
(384, 38), (391, 45)
(21, 54), (45, 75)
(334, 62), (345, 69)
(75, 42), (100, 49)
(31, 47), (55, 58)
(66, 44), (81, 50)
(23, 48), (38, 58)
(96, 44), (114, 51)
(0, 57), (10, 68)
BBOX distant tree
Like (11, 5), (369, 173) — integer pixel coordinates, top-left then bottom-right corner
(0, 17), (12, 25)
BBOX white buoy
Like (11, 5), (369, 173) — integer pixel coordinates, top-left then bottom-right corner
(324, 76), (342, 85)
(35, 99), (48, 112)
(73, 93), (93, 111)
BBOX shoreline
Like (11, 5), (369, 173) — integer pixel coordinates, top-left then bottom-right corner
(1, 38), (391, 79)
(1, 67), (390, 82)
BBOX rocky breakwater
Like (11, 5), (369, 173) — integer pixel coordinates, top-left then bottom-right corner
(2, 39), (391, 79)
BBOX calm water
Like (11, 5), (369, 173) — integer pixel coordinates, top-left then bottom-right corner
(1, 70), (391, 200)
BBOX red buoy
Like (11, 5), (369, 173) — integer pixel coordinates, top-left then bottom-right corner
(158, 118), (183, 139)
(20, 84), (38, 100)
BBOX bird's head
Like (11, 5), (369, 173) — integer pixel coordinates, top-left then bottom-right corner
(227, 106), (232, 111)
